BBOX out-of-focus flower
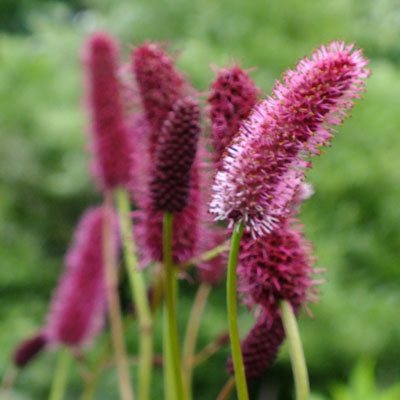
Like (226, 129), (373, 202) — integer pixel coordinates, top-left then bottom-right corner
(45, 207), (115, 347)
(207, 65), (259, 167)
(13, 332), (48, 368)
(210, 42), (370, 237)
(150, 98), (200, 212)
(83, 32), (133, 190)
(132, 42), (186, 155)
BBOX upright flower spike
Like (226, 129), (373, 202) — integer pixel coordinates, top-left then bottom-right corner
(13, 332), (48, 368)
(227, 315), (285, 380)
(132, 42), (186, 155)
(210, 42), (370, 237)
(45, 207), (114, 347)
(84, 32), (132, 190)
(150, 97), (200, 212)
(207, 65), (259, 167)
(237, 218), (316, 320)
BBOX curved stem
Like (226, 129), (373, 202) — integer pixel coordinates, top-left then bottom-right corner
(116, 187), (153, 400)
(226, 223), (248, 400)
(280, 301), (310, 400)
(216, 377), (236, 400)
(182, 283), (211, 400)
(103, 191), (134, 400)
(163, 212), (184, 400)
(49, 348), (71, 400)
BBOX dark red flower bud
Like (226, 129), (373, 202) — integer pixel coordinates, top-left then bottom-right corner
(227, 315), (285, 380)
(150, 98), (200, 212)
(13, 332), (47, 368)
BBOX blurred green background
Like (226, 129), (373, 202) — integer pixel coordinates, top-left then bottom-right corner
(1, 0), (400, 399)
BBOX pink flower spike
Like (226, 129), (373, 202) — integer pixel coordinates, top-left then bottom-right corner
(210, 41), (370, 236)
(132, 42), (186, 155)
(13, 332), (47, 368)
(45, 207), (116, 347)
(83, 32), (132, 190)
(207, 65), (259, 167)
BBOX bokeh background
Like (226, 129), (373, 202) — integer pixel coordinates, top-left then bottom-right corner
(1, 0), (400, 399)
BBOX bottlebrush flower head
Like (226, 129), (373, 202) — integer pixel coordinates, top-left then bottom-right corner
(237, 218), (316, 319)
(132, 42), (186, 154)
(150, 97), (201, 212)
(13, 332), (48, 368)
(45, 207), (116, 347)
(210, 41), (370, 237)
(227, 314), (285, 380)
(83, 32), (132, 190)
(207, 65), (259, 167)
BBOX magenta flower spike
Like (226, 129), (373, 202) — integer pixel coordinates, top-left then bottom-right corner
(207, 65), (259, 167)
(210, 42), (370, 237)
(150, 97), (201, 212)
(13, 332), (48, 368)
(237, 218), (316, 320)
(227, 315), (285, 380)
(84, 32), (132, 190)
(132, 42), (186, 155)
(45, 207), (116, 347)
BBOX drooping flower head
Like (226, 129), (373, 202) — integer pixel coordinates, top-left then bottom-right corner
(210, 42), (370, 237)
(83, 32), (133, 190)
(237, 218), (316, 319)
(227, 314), (285, 380)
(132, 42), (186, 155)
(207, 65), (259, 167)
(45, 207), (115, 347)
(13, 332), (48, 368)
(150, 97), (200, 212)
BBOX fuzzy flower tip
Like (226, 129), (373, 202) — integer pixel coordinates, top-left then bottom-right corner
(207, 65), (259, 167)
(13, 332), (47, 368)
(84, 32), (132, 190)
(210, 41), (370, 237)
(45, 207), (114, 347)
(238, 218), (316, 319)
(227, 315), (285, 380)
(150, 97), (200, 212)
(132, 42), (186, 154)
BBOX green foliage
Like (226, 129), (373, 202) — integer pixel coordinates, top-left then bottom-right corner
(1, 0), (400, 399)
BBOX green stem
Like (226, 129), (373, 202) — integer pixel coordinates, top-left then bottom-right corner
(163, 212), (184, 400)
(103, 191), (134, 400)
(226, 223), (248, 400)
(280, 301), (310, 400)
(116, 187), (153, 400)
(49, 348), (71, 400)
(163, 306), (175, 400)
(182, 283), (211, 400)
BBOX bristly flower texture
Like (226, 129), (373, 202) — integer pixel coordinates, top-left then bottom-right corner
(210, 41), (370, 237)
(237, 218), (316, 320)
(227, 315), (285, 380)
(84, 32), (132, 190)
(132, 42), (186, 155)
(45, 207), (114, 347)
(207, 65), (259, 167)
(150, 97), (201, 212)
(13, 332), (48, 368)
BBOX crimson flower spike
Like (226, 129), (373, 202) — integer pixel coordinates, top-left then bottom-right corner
(210, 41), (370, 238)
(45, 207), (116, 347)
(207, 65), (259, 168)
(83, 32), (132, 190)
(13, 332), (48, 368)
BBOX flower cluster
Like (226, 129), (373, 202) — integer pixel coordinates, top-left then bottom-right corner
(210, 41), (370, 237)
(13, 332), (48, 368)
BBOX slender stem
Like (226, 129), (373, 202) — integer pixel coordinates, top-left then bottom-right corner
(194, 331), (230, 366)
(0, 365), (18, 397)
(116, 187), (153, 400)
(49, 348), (71, 400)
(177, 241), (229, 270)
(103, 191), (134, 400)
(163, 212), (184, 400)
(216, 377), (236, 400)
(163, 306), (175, 400)
(182, 283), (211, 400)
(280, 301), (310, 400)
(226, 223), (248, 400)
